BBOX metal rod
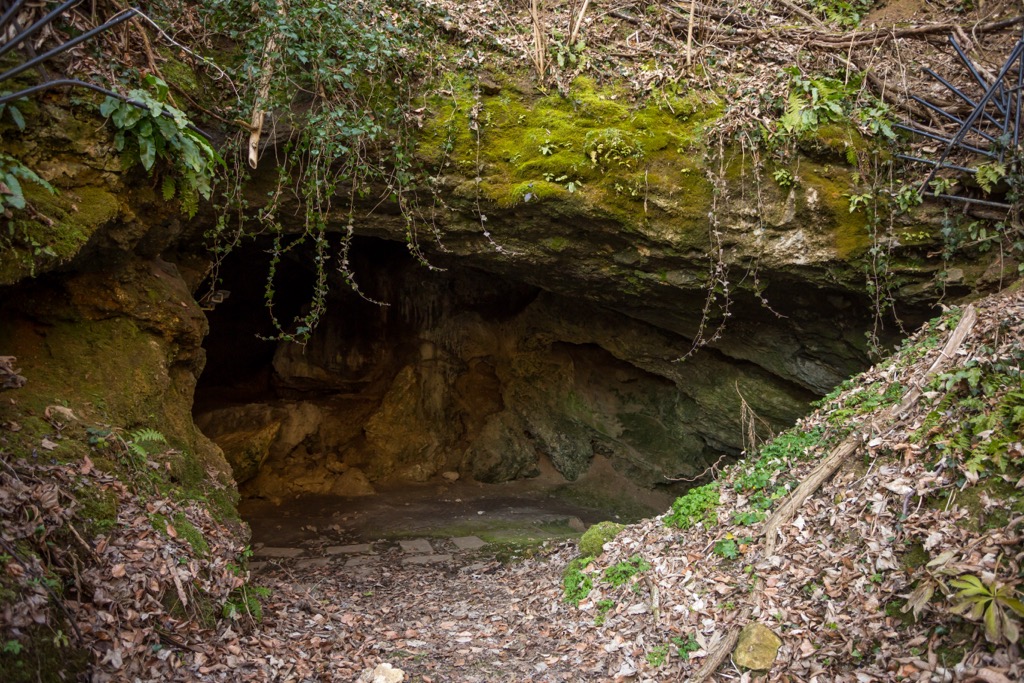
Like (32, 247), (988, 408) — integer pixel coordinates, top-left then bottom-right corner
(910, 95), (998, 143)
(1014, 45), (1023, 150)
(922, 39), (1024, 192)
(0, 0), (27, 36)
(896, 153), (977, 175)
(932, 193), (1011, 209)
(0, 8), (137, 84)
(0, 0), (81, 60)
(894, 123), (996, 157)
(950, 35), (1008, 117)
(924, 67), (1005, 129)
(0, 79), (212, 139)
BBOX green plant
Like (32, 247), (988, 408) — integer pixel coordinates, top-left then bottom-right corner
(809, 0), (873, 27)
(975, 162), (1007, 194)
(126, 428), (167, 457)
(779, 69), (854, 135)
(645, 643), (669, 667)
(713, 536), (751, 560)
(563, 556), (594, 606)
(0, 153), (55, 217)
(549, 33), (586, 70)
(732, 510), (766, 526)
(222, 584), (272, 622)
(2, 639), (23, 655)
(541, 172), (583, 193)
(673, 633), (700, 658)
(949, 575), (1024, 644)
(594, 599), (615, 626)
(583, 128), (645, 171)
(772, 168), (794, 188)
(99, 75), (221, 218)
(857, 101), (897, 140)
(603, 555), (651, 587)
(664, 482), (719, 529)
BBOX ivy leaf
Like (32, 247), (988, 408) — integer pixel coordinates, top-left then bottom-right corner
(139, 136), (156, 171)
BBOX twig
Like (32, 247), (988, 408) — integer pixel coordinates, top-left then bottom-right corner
(530, 0), (548, 81)
(772, 0), (825, 28)
(568, 0), (591, 46)
(685, 0), (696, 66)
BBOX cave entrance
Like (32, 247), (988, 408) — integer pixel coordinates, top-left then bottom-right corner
(193, 236), (676, 548)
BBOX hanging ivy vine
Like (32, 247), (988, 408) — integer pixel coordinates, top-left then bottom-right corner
(200, 0), (450, 341)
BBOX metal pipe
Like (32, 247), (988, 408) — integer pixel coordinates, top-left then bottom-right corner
(895, 153), (977, 175)
(933, 193), (1011, 209)
(0, 78), (212, 139)
(0, 8), (137, 84)
(0, 0), (27, 36)
(1014, 47), (1023, 150)
(894, 123), (995, 157)
(950, 35), (1007, 117)
(921, 39), (1024, 192)
(0, 0), (81, 60)
(924, 67), (1004, 129)
(910, 95), (998, 143)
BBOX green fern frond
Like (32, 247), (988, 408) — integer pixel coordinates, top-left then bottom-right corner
(129, 427), (166, 444)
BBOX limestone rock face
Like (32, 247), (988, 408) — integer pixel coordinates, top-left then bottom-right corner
(734, 623), (783, 671)
(0, 258), (236, 500)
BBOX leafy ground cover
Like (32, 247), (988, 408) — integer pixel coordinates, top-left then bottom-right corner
(5, 287), (1023, 681)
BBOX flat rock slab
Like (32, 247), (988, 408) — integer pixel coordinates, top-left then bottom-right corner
(399, 539), (434, 554)
(403, 554), (451, 565)
(254, 546), (305, 558)
(451, 536), (487, 550)
(345, 556), (378, 568)
(295, 557), (331, 569)
(326, 543), (373, 555)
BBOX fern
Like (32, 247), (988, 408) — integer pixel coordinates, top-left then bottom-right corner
(781, 92), (803, 133)
(129, 428), (166, 445)
(161, 175), (176, 201)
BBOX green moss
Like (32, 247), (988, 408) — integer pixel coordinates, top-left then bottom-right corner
(797, 122), (870, 164)
(150, 512), (209, 557)
(417, 73), (723, 231)
(542, 236), (570, 251)
(74, 484), (119, 537)
(0, 185), (118, 285)
(579, 521), (625, 557)
(801, 168), (871, 259)
(901, 543), (930, 571)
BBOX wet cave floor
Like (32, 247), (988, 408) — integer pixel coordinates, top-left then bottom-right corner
(240, 459), (672, 561)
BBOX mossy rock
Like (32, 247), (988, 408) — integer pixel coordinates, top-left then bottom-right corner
(579, 521), (625, 557)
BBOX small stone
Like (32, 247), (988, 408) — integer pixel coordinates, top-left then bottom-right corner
(358, 662), (405, 683)
(567, 516), (586, 532)
(733, 623), (782, 671)
(441, 470), (460, 482)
